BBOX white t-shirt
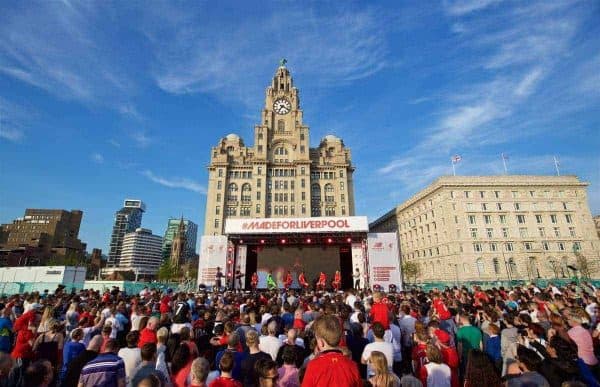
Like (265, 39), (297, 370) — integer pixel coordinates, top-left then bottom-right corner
(105, 316), (122, 339)
(118, 347), (142, 387)
(423, 362), (451, 387)
(171, 322), (193, 335)
(346, 294), (357, 307)
(259, 335), (282, 361)
(362, 341), (394, 376)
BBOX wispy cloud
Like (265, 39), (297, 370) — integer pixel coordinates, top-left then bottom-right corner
(108, 139), (121, 148)
(129, 130), (152, 148)
(0, 97), (31, 142)
(118, 103), (143, 121)
(142, 5), (393, 107)
(142, 170), (206, 194)
(445, 0), (502, 16)
(90, 153), (104, 164)
(0, 126), (24, 142)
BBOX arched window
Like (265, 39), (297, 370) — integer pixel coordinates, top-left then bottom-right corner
(227, 183), (238, 202)
(241, 183), (251, 202)
(528, 257), (540, 279)
(324, 183), (334, 193)
(476, 258), (484, 277)
(274, 147), (288, 156)
(493, 258), (500, 275)
(277, 120), (285, 132)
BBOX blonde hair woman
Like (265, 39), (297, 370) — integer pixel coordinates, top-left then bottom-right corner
(37, 306), (54, 334)
(368, 351), (401, 387)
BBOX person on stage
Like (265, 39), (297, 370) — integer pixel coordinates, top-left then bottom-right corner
(284, 270), (293, 291)
(332, 270), (341, 292)
(235, 266), (244, 290)
(266, 270), (277, 290)
(215, 267), (224, 291)
(298, 270), (309, 290)
(317, 271), (327, 291)
(353, 267), (361, 290)
(251, 272), (258, 290)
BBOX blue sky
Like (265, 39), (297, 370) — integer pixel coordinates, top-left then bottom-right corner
(1, 0), (599, 254)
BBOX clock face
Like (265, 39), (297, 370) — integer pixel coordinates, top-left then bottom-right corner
(273, 98), (291, 115)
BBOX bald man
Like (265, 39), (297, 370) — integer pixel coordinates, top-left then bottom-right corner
(62, 335), (103, 387)
(276, 328), (305, 368)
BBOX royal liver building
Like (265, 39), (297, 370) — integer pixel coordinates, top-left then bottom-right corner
(204, 61), (356, 235)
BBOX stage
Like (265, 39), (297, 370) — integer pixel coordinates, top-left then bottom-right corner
(197, 216), (403, 291)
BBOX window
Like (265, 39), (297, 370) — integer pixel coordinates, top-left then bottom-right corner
(484, 215), (492, 224)
(450, 191), (454, 198)
(482, 203), (488, 211)
(341, 206), (346, 215)
(466, 203), (474, 211)
(519, 228), (528, 238)
(535, 215), (543, 224)
(277, 120), (285, 132)
(256, 191), (261, 200)
(517, 215), (526, 224)
(573, 241), (581, 251)
(514, 203), (521, 211)
(340, 170), (344, 178)
(226, 206), (237, 216)
(218, 169), (223, 177)
(300, 167), (305, 175)
(241, 183), (252, 202)
(486, 228), (493, 238)
(496, 203), (502, 210)
(569, 227), (576, 237)
(464, 191), (471, 198)
(565, 214), (572, 224)
(301, 204), (306, 214)
(502, 228), (509, 238)
(550, 214), (557, 223)
(505, 243), (514, 252)
(494, 191), (500, 198)
(216, 193), (221, 202)
(479, 191), (485, 198)
(340, 182), (344, 190)
(508, 258), (517, 275)
(274, 146), (288, 155)
(493, 258), (500, 274)
(473, 243), (483, 252)
(542, 241), (550, 251)
(558, 242), (565, 251)
(217, 181), (222, 189)
(554, 227), (560, 237)
(511, 191), (518, 198)
(524, 242), (533, 251)
(500, 215), (507, 224)
(491, 243), (498, 252)
(215, 206), (220, 215)
(538, 227), (546, 237)
(301, 179), (305, 188)
(529, 190), (535, 197)
(470, 228), (478, 238)
(562, 202), (568, 210)
(240, 207), (251, 216)
(214, 219), (220, 228)
(227, 183), (238, 202)
(468, 215), (476, 225)
(256, 204), (261, 213)
(476, 258), (485, 277)
(257, 145), (263, 153)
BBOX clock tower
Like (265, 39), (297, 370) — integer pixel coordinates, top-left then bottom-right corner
(204, 60), (356, 235)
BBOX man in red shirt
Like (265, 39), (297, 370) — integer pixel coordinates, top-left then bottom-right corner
(302, 314), (361, 387)
(369, 292), (390, 330)
(138, 316), (158, 348)
(432, 292), (456, 335)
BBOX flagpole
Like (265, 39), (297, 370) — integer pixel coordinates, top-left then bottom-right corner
(452, 161), (456, 176)
(554, 156), (560, 176)
(502, 153), (508, 175)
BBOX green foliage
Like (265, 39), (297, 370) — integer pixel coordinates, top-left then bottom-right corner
(157, 260), (179, 281)
(575, 252), (595, 280)
(402, 261), (420, 284)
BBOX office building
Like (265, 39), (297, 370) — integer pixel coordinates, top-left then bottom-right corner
(107, 199), (146, 267)
(162, 217), (198, 262)
(118, 228), (163, 276)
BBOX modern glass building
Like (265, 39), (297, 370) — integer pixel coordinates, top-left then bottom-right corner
(107, 199), (146, 267)
(119, 228), (163, 275)
(162, 218), (198, 261)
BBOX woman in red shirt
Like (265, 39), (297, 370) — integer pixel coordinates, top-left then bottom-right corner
(11, 309), (39, 364)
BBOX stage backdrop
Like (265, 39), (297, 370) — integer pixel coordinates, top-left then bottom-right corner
(256, 246), (340, 288)
(197, 235), (228, 287)
(367, 233), (403, 290)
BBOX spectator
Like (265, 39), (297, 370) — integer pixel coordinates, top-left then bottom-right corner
(276, 328), (304, 368)
(62, 335), (103, 387)
(255, 358), (278, 387)
(463, 349), (501, 387)
(215, 332), (246, 382)
(277, 345), (300, 387)
(60, 328), (85, 381)
(155, 327), (170, 384)
(210, 351), (242, 387)
(302, 314), (361, 386)
(0, 353), (15, 387)
(362, 322), (394, 378)
(139, 317), (159, 348)
(24, 359), (53, 387)
(259, 321), (282, 361)
(78, 339), (126, 387)
(505, 345), (550, 387)
(419, 345), (451, 387)
(370, 292), (390, 330)
(190, 357), (210, 387)
(241, 330), (272, 387)
(119, 331), (142, 387)
(172, 343), (193, 387)
(131, 343), (168, 387)
(368, 350), (401, 387)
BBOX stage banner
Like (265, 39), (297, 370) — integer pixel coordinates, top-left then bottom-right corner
(237, 245), (247, 290)
(225, 216), (369, 234)
(197, 235), (228, 287)
(367, 233), (403, 291)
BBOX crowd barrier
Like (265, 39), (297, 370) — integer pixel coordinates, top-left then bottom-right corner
(408, 278), (600, 292)
(0, 280), (196, 296)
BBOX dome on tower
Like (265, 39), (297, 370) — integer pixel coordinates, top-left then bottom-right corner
(225, 133), (240, 141)
(322, 134), (340, 142)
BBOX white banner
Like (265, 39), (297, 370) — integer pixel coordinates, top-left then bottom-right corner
(225, 216), (369, 234)
(197, 235), (228, 287)
(367, 233), (403, 291)
(351, 243), (365, 288)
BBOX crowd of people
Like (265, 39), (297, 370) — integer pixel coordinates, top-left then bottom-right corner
(0, 280), (598, 387)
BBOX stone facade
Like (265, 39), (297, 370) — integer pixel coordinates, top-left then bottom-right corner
(204, 62), (355, 235)
(370, 176), (600, 282)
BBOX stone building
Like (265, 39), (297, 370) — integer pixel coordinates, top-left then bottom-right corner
(204, 61), (355, 235)
(162, 217), (197, 262)
(0, 208), (85, 265)
(370, 175), (600, 282)
(169, 218), (187, 268)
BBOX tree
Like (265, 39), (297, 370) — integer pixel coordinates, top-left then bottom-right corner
(575, 252), (595, 280)
(157, 260), (179, 282)
(402, 261), (420, 285)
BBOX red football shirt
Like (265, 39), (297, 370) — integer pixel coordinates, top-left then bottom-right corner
(301, 350), (361, 387)
(370, 302), (390, 330)
(433, 298), (452, 320)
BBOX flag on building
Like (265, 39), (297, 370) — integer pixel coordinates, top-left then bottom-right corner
(451, 155), (462, 164)
(502, 153), (509, 161)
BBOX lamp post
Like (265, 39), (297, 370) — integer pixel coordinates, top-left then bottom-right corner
(454, 263), (459, 287)
(501, 243), (512, 285)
